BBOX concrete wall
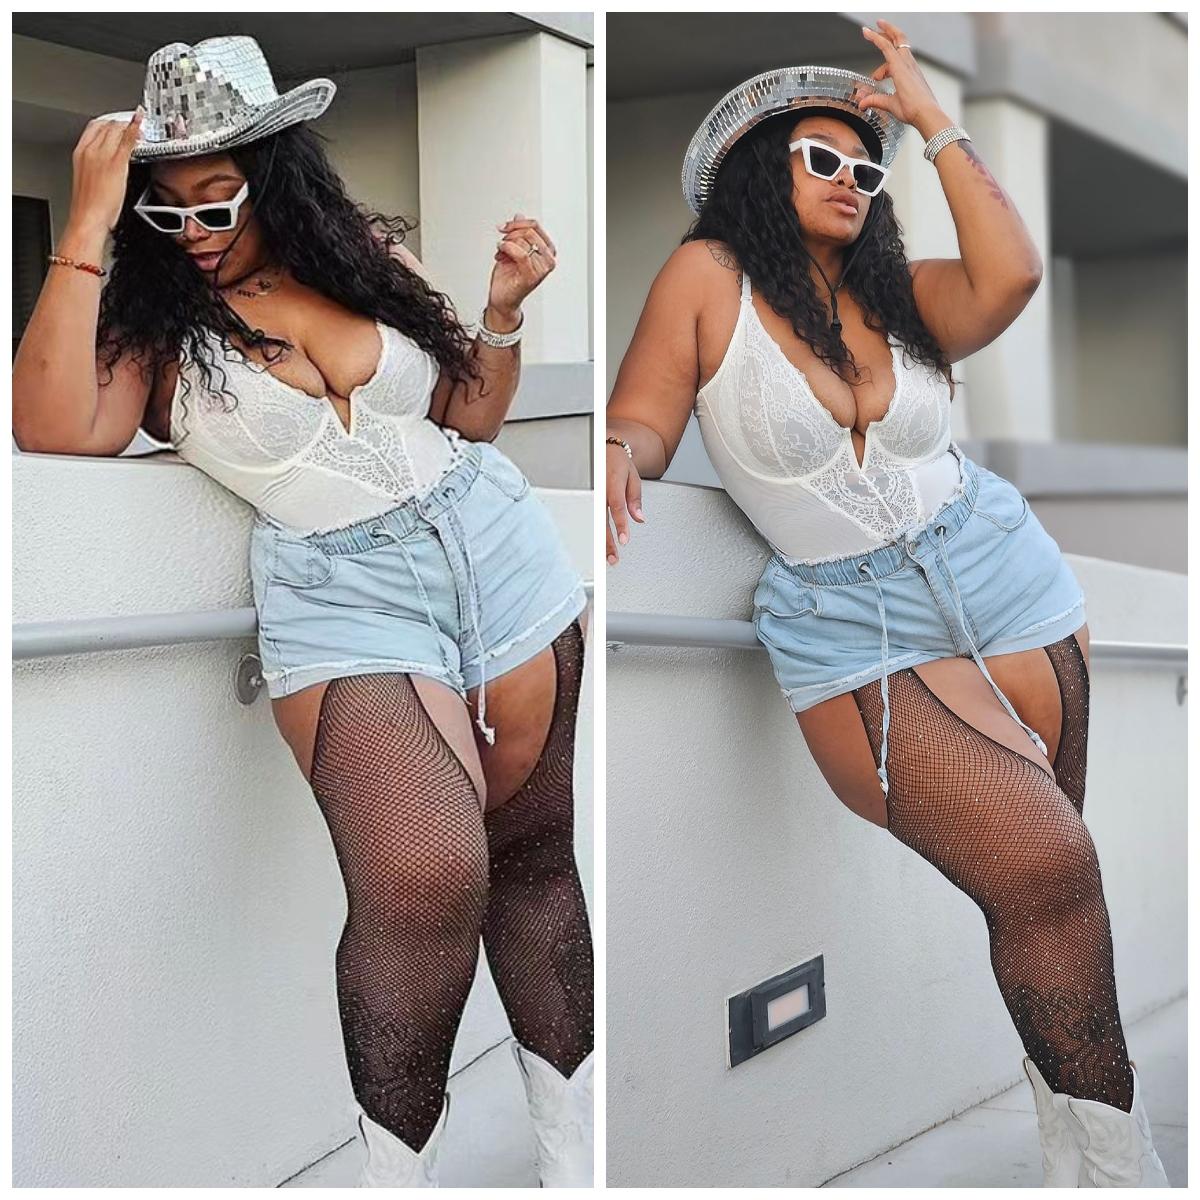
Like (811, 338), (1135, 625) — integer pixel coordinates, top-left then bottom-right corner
(606, 480), (1186, 1188)
(12, 453), (593, 1187)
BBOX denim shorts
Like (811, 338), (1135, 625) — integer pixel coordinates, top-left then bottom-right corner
(249, 437), (588, 744)
(752, 448), (1087, 796)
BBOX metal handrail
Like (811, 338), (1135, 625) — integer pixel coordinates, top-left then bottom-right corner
(13, 582), (595, 661)
(606, 611), (1188, 665)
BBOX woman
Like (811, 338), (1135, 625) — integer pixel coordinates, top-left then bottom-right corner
(13, 36), (593, 1189)
(606, 21), (1166, 1188)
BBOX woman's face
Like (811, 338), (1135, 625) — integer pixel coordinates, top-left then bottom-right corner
(145, 152), (267, 283)
(785, 115), (874, 242)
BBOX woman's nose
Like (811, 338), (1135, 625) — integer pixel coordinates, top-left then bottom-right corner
(180, 216), (209, 242)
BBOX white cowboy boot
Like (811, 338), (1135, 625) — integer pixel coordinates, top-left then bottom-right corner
(356, 1095), (449, 1187)
(1022, 1056), (1087, 1187)
(1064, 1061), (1171, 1187)
(512, 1042), (594, 1187)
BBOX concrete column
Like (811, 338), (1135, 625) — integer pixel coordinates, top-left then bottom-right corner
(958, 96), (1054, 440)
(416, 33), (589, 364)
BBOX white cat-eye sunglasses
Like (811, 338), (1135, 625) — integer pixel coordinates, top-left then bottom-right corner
(789, 137), (891, 197)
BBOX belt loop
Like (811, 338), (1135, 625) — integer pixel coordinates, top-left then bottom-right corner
(858, 559), (892, 798)
(935, 526), (1049, 757)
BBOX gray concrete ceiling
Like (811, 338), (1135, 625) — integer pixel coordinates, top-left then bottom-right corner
(1049, 122), (1186, 259)
(12, 13), (590, 75)
(607, 12), (975, 102)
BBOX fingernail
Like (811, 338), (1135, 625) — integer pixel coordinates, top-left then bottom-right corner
(619, 532), (629, 545)
(607, 554), (618, 565)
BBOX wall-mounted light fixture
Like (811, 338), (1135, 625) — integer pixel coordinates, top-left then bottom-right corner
(728, 955), (825, 1067)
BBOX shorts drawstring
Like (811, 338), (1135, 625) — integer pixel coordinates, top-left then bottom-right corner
(857, 560), (893, 798)
(368, 503), (497, 746)
(934, 524), (1049, 758)
(438, 504), (495, 745)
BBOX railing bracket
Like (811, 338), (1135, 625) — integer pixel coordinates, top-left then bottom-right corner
(235, 653), (265, 705)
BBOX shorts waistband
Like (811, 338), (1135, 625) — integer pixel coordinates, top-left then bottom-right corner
(772, 446), (980, 586)
(255, 433), (484, 556)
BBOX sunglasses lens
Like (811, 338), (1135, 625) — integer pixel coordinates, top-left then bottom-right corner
(854, 164), (886, 194)
(808, 146), (841, 178)
(144, 210), (184, 233)
(195, 207), (235, 232)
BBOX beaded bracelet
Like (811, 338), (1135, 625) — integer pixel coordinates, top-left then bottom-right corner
(48, 254), (107, 278)
(606, 435), (633, 460)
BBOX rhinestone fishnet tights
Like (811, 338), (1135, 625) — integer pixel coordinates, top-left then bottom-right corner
(310, 671), (488, 1152)
(851, 632), (1134, 1112)
(482, 618), (594, 1078)
(306, 618), (593, 1153)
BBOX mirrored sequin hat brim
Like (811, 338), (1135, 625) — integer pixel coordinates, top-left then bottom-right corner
(95, 35), (336, 161)
(681, 65), (907, 215)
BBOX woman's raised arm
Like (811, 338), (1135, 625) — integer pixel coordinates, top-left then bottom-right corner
(13, 110), (154, 456)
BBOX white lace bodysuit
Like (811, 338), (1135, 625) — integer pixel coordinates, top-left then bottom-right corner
(695, 272), (963, 563)
(166, 319), (470, 535)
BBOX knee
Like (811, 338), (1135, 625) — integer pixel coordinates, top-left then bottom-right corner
(1016, 821), (1104, 917)
(359, 834), (489, 935)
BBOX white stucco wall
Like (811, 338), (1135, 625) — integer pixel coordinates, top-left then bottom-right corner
(12, 453), (594, 1187)
(606, 480), (1186, 1188)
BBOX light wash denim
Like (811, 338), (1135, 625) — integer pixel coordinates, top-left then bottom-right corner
(752, 450), (1087, 797)
(249, 437), (587, 745)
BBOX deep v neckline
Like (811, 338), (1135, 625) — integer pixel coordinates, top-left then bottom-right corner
(746, 298), (901, 472)
(243, 318), (389, 439)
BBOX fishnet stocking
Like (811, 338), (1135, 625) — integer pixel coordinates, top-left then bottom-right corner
(482, 617), (594, 1077)
(1043, 632), (1091, 816)
(310, 672), (489, 1152)
(851, 633), (1133, 1112)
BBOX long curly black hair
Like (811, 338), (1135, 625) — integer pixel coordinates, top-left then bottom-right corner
(97, 123), (478, 440)
(684, 111), (958, 401)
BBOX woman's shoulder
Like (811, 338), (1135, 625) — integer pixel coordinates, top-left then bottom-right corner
(653, 239), (743, 304)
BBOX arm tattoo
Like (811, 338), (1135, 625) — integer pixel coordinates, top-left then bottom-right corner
(957, 140), (1010, 211)
(705, 240), (738, 272)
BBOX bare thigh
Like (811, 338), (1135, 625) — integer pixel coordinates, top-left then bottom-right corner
(268, 604), (590, 815)
(795, 622), (1091, 829)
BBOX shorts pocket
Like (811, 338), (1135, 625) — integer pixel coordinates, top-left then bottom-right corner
(753, 566), (823, 620)
(478, 445), (532, 502)
(971, 472), (1031, 532)
(267, 536), (338, 590)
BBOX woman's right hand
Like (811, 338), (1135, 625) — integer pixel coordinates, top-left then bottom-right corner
(606, 439), (645, 566)
(68, 107), (143, 234)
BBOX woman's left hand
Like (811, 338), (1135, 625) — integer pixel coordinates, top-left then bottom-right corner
(487, 213), (557, 322)
(853, 19), (946, 130)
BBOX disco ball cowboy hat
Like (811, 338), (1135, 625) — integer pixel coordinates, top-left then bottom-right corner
(681, 64), (908, 215)
(97, 35), (336, 160)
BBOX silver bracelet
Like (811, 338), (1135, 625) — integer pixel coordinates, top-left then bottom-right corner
(474, 307), (524, 349)
(923, 124), (971, 163)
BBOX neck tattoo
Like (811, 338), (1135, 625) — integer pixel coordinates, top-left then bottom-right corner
(222, 263), (283, 300)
